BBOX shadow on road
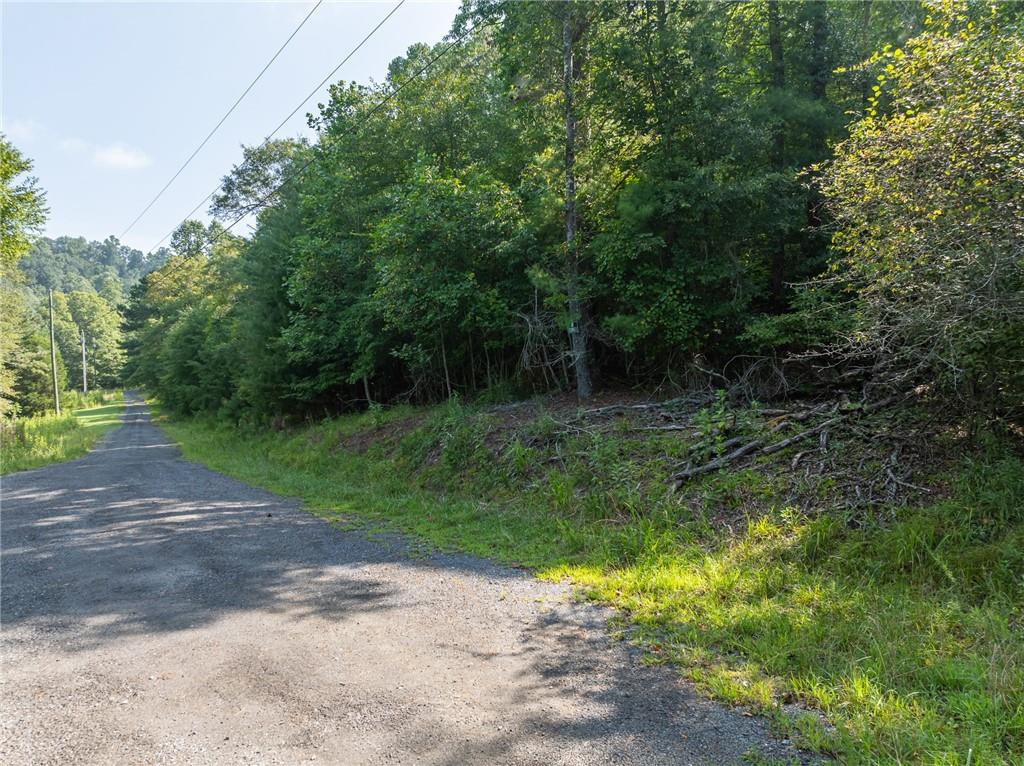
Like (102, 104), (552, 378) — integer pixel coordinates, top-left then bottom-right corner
(0, 396), (807, 765)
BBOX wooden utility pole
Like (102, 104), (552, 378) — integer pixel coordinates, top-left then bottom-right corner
(48, 289), (61, 415)
(80, 328), (88, 394)
(563, 3), (592, 401)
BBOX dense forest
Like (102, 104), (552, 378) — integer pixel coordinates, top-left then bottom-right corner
(0, 177), (166, 414)
(113, 0), (1022, 425)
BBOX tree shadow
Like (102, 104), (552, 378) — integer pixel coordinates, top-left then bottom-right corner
(2, 399), (409, 651)
(1, 396), (815, 764)
(383, 598), (819, 765)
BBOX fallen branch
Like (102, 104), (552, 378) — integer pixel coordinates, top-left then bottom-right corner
(685, 434), (748, 456)
(761, 416), (842, 455)
(671, 439), (763, 487)
(632, 424), (695, 433)
(886, 469), (933, 494)
(581, 395), (705, 418)
(667, 394), (905, 486)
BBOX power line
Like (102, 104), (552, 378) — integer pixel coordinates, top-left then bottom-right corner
(207, 17), (490, 252)
(120, 0), (324, 239)
(149, 0), (408, 253)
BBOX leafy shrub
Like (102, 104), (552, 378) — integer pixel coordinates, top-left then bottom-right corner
(821, 12), (1024, 415)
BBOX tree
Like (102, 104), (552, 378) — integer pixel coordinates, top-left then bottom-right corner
(561, 2), (593, 399)
(170, 220), (210, 259)
(0, 135), (46, 278)
(820, 7), (1024, 415)
(66, 291), (126, 388)
(0, 136), (50, 417)
(210, 139), (308, 222)
(371, 162), (528, 398)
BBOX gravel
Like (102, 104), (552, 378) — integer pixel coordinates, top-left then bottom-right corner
(1, 395), (808, 765)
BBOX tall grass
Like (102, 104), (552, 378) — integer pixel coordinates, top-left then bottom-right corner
(1, 391), (124, 474)
(158, 403), (1023, 765)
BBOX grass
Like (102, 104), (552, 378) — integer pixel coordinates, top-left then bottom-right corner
(1, 391), (125, 474)
(156, 399), (1023, 765)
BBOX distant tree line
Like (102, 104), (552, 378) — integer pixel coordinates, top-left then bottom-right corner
(0, 157), (167, 416)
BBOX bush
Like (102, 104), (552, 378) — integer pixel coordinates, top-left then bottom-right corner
(821, 11), (1024, 416)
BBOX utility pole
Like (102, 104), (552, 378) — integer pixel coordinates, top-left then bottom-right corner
(48, 289), (61, 415)
(80, 327), (88, 394)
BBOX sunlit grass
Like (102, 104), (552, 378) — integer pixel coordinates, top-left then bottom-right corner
(159, 407), (1023, 765)
(1, 391), (124, 474)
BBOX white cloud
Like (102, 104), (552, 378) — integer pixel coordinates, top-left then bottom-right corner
(5, 119), (40, 144)
(59, 137), (90, 154)
(3, 123), (151, 172)
(92, 142), (152, 170)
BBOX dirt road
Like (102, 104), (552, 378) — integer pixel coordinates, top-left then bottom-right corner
(1, 396), (803, 765)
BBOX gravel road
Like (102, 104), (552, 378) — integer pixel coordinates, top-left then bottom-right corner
(1, 396), (806, 765)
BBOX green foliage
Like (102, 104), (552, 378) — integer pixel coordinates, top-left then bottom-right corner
(128, 1), (939, 417)
(20, 235), (164, 298)
(49, 290), (126, 391)
(1, 136), (51, 418)
(820, 6), (1024, 415)
(0, 392), (123, 474)
(162, 399), (1024, 764)
(7, 231), (162, 409)
(125, 221), (244, 416)
(1, 285), (63, 418)
(210, 138), (307, 221)
(0, 135), (46, 278)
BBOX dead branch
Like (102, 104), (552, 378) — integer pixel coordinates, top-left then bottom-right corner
(761, 416), (842, 455)
(670, 439), (763, 488)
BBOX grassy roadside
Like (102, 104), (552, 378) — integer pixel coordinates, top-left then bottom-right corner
(157, 399), (1023, 765)
(1, 391), (125, 474)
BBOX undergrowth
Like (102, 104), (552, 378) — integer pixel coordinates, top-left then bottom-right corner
(157, 395), (1023, 765)
(1, 391), (124, 474)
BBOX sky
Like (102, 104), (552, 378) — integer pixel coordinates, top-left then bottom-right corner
(1, 0), (460, 253)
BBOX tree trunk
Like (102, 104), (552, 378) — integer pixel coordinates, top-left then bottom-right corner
(801, 0), (831, 272)
(439, 331), (452, 399)
(767, 0), (787, 307)
(563, 4), (592, 400)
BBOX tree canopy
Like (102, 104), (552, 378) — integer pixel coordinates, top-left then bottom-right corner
(4, 0), (1005, 426)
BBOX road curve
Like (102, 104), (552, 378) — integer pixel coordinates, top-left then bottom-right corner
(1, 396), (803, 765)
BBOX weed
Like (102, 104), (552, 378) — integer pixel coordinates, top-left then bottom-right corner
(160, 402), (1024, 765)
(1, 391), (124, 474)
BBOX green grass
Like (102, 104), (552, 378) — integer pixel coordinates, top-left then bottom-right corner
(1, 391), (125, 474)
(157, 402), (1023, 765)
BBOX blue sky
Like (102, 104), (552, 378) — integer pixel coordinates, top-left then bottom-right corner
(2, 1), (459, 253)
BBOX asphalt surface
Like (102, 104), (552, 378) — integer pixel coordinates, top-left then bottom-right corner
(1, 396), (806, 765)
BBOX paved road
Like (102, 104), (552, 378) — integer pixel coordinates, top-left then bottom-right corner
(1, 397), (804, 765)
